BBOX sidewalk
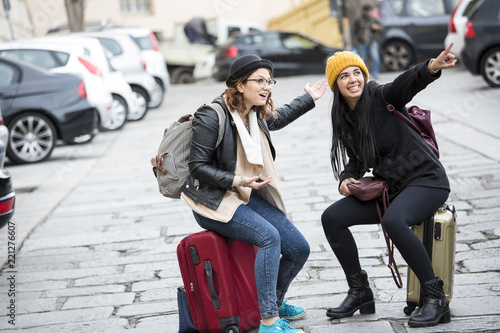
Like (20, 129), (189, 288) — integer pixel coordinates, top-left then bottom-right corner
(0, 70), (499, 332)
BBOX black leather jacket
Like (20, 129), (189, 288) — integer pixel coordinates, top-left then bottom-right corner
(183, 93), (315, 210)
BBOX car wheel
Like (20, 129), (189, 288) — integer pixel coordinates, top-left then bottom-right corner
(128, 86), (149, 121)
(148, 78), (164, 109)
(480, 47), (500, 88)
(100, 94), (128, 131)
(172, 67), (194, 84)
(382, 40), (414, 71)
(7, 112), (56, 164)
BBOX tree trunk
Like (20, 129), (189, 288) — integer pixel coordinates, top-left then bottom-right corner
(65, 0), (85, 32)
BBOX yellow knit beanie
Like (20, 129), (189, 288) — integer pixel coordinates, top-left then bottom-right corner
(326, 51), (369, 91)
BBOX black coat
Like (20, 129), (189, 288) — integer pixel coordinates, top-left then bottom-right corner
(339, 60), (450, 195)
(183, 93), (315, 210)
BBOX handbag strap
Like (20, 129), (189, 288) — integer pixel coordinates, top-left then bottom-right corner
(375, 189), (404, 289)
(380, 87), (421, 135)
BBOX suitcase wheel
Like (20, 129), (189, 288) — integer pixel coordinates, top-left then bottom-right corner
(404, 304), (417, 315)
(225, 325), (239, 333)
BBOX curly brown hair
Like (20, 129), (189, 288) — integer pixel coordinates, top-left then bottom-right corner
(223, 69), (275, 120)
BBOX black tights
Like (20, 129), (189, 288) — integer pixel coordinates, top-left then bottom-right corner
(321, 186), (449, 283)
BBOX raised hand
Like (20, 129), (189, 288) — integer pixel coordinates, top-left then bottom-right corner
(430, 43), (458, 72)
(304, 79), (327, 101)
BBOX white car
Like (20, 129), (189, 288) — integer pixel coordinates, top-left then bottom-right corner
(28, 36), (138, 131)
(0, 42), (115, 131)
(444, 0), (476, 58)
(75, 31), (160, 121)
(102, 26), (170, 108)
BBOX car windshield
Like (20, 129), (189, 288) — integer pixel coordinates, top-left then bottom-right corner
(0, 62), (15, 86)
(241, 33), (282, 48)
(385, 0), (404, 15)
(98, 38), (123, 56)
(227, 27), (242, 38)
(407, 0), (446, 17)
(0, 49), (69, 70)
(462, 0), (478, 17)
(132, 36), (153, 50)
(283, 34), (316, 50)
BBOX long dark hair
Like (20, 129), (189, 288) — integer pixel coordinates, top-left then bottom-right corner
(330, 77), (378, 179)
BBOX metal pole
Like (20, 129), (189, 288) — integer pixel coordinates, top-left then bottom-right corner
(3, 0), (15, 40)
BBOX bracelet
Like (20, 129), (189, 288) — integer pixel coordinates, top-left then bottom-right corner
(239, 176), (244, 187)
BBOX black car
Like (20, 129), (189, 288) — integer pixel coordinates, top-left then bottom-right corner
(0, 56), (98, 164)
(376, 0), (460, 71)
(213, 31), (339, 81)
(461, 0), (500, 87)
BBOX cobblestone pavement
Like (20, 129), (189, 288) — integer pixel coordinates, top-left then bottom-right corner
(0, 67), (499, 332)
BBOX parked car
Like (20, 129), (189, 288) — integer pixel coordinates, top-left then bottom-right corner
(101, 26), (170, 107)
(0, 107), (8, 169)
(0, 106), (15, 229)
(28, 36), (138, 130)
(76, 31), (160, 120)
(0, 56), (98, 164)
(194, 19), (265, 81)
(213, 31), (339, 81)
(0, 42), (115, 131)
(376, 0), (460, 71)
(444, 0), (476, 57)
(461, 0), (500, 87)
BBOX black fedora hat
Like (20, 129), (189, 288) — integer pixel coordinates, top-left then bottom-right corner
(226, 54), (274, 87)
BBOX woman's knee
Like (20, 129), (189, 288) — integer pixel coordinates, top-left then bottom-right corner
(321, 206), (340, 230)
(257, 226), (281, 249)
(381, 214), (408, 236)
(297, 241), (310, 265)
(282, 236), (310, 266)
(294, 236), (310, 261)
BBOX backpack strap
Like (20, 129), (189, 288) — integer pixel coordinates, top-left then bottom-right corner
(380, 87), (420, 134)
(209, 103), (226, 147)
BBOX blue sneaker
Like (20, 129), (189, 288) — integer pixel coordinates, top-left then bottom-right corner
(259, 318), (304, 333)
(278, 300), (307, 320)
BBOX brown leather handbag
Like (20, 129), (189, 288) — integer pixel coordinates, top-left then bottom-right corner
(347, 177), (388, 201)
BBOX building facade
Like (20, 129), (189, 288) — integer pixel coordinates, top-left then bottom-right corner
(2, 0), (303, 42)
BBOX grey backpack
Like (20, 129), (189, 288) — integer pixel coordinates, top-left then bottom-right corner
(151, 103), (226, 198)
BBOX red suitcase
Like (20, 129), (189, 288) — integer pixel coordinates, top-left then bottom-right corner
(177, 230), (261, 333)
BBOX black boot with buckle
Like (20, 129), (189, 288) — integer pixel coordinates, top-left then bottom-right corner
(408, 277), (451, 327)
(326, 270), (375, 319)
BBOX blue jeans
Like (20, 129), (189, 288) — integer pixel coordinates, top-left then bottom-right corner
(357, 40), (380, 78)
(193, 193), (310, 319)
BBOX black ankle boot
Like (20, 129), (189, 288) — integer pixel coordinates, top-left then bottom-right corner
(326, 270), (375, 319)
(408, 277), (451, 327)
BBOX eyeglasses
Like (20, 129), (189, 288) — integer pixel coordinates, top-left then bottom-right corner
(247, 78), (277, 88)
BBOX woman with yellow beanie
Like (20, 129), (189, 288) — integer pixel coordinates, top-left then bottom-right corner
(321, 44), (456, 328)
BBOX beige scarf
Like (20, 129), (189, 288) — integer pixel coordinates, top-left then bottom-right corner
(229, 109), (263, 166)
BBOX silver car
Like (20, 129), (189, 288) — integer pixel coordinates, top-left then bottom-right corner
(102, 26), (170, 108)
(76, 31), (161, 121)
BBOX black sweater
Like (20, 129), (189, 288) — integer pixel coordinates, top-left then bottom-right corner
(339, 60), (450, 195)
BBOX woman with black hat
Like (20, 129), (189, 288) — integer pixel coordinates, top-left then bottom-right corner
(320, 45), (456, 327)
(181, 54), (326, 333)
